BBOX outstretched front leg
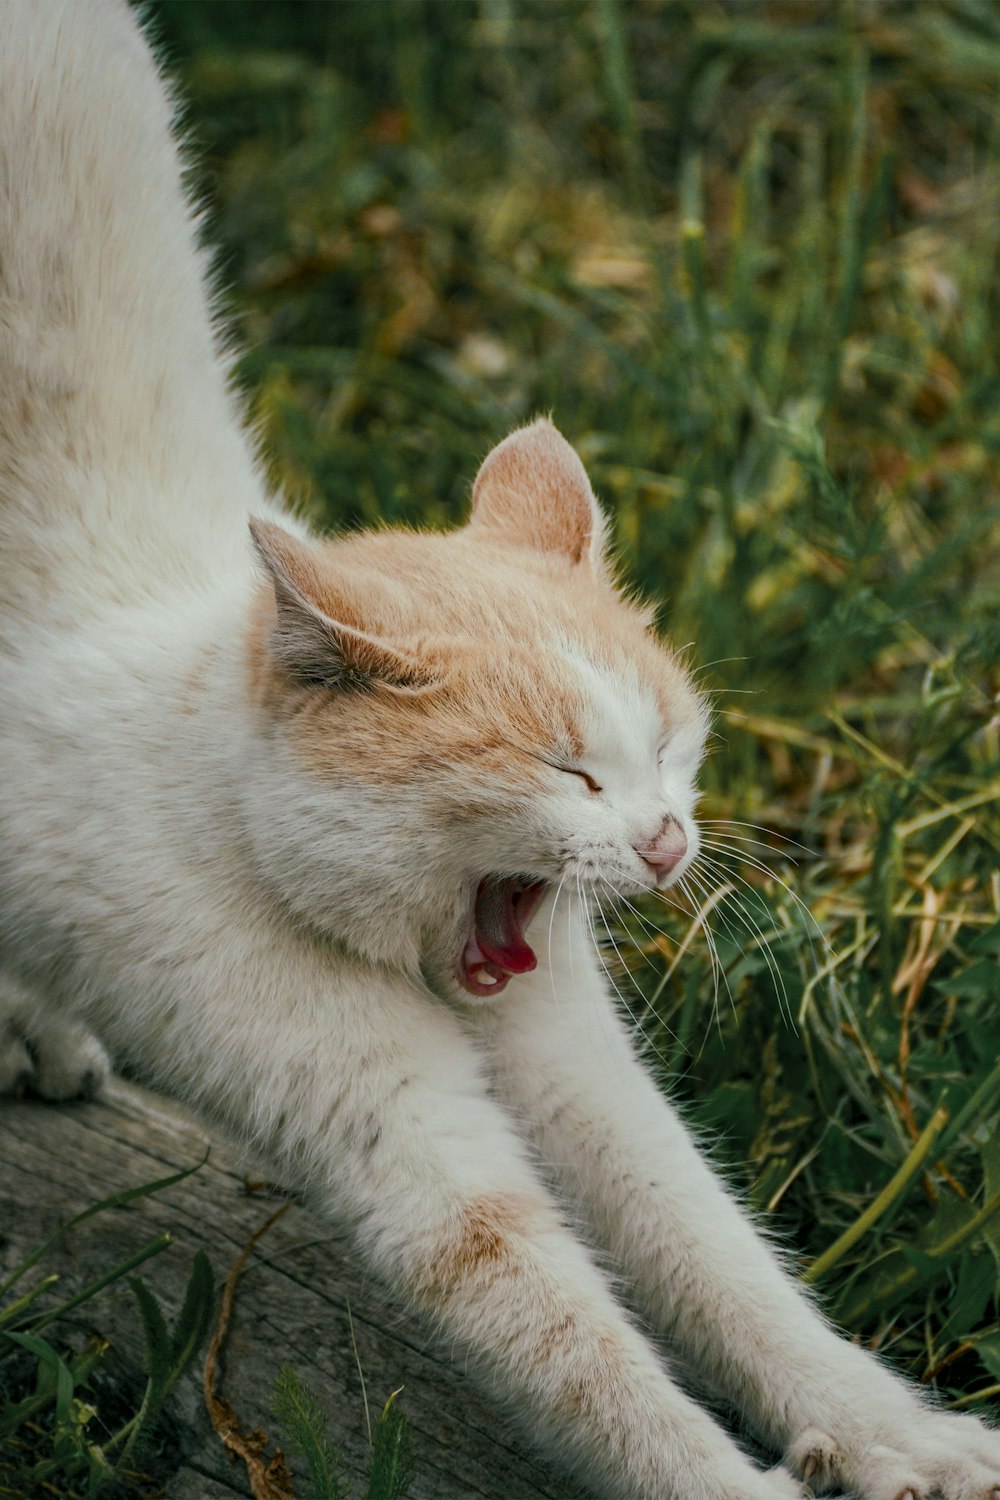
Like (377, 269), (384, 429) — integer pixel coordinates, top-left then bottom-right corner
(478, 926), (1000, 1500)
(179, 946), (801, 1500)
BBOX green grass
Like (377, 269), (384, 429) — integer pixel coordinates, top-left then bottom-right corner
(150, 0), (1000, 1421)
(0, 1181), (416, 1500)
(0, 1167), (214, 1498)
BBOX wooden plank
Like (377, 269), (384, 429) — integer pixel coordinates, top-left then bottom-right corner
(0, 1080), (579, 1499)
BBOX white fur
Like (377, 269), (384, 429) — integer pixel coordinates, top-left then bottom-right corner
(0, 5), (998, 1499)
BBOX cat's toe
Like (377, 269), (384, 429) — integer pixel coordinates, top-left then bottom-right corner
(837, 1410), (1000, 1500)
(929, 1462), (1000, 1500)
(856, 1445), (932, 1500)
(912, 1412), (1000, 1500)
(32, 1023), (110, 1101)
(0, 1028), (35, 1096)
(787, 1427), (843, 1487)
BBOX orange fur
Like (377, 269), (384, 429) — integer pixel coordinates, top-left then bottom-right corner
(416, 1192), (537, 1303)
(247, 522), (699, 790)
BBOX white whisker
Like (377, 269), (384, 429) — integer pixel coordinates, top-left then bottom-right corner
(678, 869), (735, 1030)
(545, 870), (569, 1011)
(694, 854), (796, 1031)
(699, 818), (817, 858)
(699, 837), (833, 962)
(581, 877), (672, 1070)
(598, 878), (674, 980)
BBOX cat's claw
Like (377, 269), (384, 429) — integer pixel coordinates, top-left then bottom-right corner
(788, 1428), (841, 1487)
(786, 1411), (1000, 1500)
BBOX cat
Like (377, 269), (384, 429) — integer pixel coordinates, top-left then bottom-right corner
(1, 4), (998, 1499)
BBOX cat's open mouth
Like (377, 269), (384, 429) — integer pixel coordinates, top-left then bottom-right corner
(459, 875), (548, 996)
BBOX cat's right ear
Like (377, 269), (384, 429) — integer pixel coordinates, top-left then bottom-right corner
(469, 419), (609, 574)
(249, 520), (434, 693)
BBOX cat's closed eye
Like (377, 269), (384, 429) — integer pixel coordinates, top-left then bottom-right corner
(561, 767), (603, 795)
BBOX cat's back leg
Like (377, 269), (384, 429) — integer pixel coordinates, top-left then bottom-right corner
(0, 972), (110, 1101)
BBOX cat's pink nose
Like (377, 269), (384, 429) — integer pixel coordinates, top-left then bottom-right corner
(636, 821), (688, 882)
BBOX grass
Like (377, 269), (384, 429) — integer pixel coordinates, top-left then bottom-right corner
(0, 1167), (213, 1498)
(146, 0), (1000, 1424)
(0, 1179), (416, 1500)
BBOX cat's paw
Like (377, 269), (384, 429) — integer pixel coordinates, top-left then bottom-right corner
(0, 1005), (110, 1102)
(787, 1410), (1000, 1500)
(31, 1020), (110, 1101)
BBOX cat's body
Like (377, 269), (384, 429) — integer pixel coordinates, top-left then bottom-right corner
(1, 5), (998, 1499)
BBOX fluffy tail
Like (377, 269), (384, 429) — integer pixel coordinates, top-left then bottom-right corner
(0, 0), (265, 621)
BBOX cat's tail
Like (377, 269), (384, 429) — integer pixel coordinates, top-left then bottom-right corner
(0, 0), (266, 624)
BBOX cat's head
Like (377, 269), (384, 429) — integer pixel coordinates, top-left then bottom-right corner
(246, 420), (709, 1000)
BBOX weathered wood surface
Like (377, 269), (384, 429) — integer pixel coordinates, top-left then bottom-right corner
(0, 1079), (581, 1500)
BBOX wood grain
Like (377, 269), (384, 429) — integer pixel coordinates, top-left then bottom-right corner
(0, 1079), (579, 1499)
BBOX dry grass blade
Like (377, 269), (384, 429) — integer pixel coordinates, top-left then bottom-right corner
(203, 1201), (295, 1500)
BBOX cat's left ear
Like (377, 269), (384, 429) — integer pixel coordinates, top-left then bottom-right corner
(469, 419), (609, 573)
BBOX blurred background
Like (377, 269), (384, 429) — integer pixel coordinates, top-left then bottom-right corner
(150, 0), (999, 1412)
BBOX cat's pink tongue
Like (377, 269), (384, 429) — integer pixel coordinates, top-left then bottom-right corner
(460, 876), (546, 995)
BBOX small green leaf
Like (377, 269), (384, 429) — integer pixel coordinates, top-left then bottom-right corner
(973, 1332), (1000, 1382)
(934, 960), (1000, 999)
(168, 1249), (216, 1379)
(365, 1389), (415, 1500)
(128, 1276), (172, 1396)
(272, 1363), (348, 1500)
(970, 920), (1000, 955)
(5, 1330), (76, 1426)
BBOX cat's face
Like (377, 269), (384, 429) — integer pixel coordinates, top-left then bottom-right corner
(247, 421), (708, 999)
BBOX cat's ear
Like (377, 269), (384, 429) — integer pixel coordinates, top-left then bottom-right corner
(249, 520), (434, 693)
(469, 419), (609, 571)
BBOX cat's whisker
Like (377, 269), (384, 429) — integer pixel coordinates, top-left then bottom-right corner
(599, 876), (659, 984)
(596, 879), (674, 981)
(698, 837), (833, 961)
(694, 853), (792, 966)
(699, 819), (817, 858)
(544, 871), (569, 1012)
(597, 870), (732, 1030)
(596, 879), (691, 1048)
(590, 889), (673, 1071)
(689, 654), (751, 677)
(675, 875), (729, 1057)
(698, 831), (802, 866)
(577, 877), (660, 1060)
(681, 864), (750, 969)
(693, 854), (796, 1030)
(620, 876), (722, 1020)
(676, 869), (735, 1030)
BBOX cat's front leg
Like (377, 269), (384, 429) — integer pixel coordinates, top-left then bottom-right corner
(222, 965), (800, 1500)
(479, 946), (1000, 1500)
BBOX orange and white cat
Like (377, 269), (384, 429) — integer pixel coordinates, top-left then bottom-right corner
(1, 4), (998, 1499)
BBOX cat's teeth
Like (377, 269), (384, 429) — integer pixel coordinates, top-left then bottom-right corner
(478, 972), (498, 986)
